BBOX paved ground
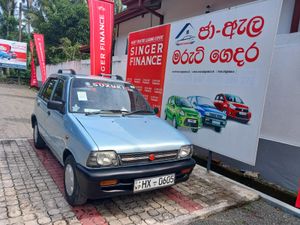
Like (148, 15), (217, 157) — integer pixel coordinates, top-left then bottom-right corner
(0, 84), (299, 225)
(0, 84), (36, 139)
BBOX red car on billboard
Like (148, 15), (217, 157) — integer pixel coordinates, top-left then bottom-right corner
(214, 94), (251, 123)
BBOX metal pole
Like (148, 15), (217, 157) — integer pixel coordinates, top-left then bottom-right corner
(18, 2), (22, 42)
(207, 151), (212, 172)
(18, 2), (22, 85)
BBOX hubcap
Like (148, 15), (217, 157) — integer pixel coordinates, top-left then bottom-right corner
(65, 164), (75, 196)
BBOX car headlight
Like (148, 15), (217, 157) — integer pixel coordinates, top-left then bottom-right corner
(87, 151), (119, 167)
(178, 145), (193, 158)
(179, 110), (185, 116)
(229, 103), (236, 110)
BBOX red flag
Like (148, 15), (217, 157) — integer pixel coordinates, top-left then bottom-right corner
(29, 41), (38, 87)
(33, 33), (47, 83)
(88, 0), (114, 75)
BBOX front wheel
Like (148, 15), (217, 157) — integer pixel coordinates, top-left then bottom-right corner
(214, 127), (221, 133)
(191, 128), (198, 133)
(33, 122), (46, 149)
(64, 155), (87, 206)
(172, 117), (178, 129)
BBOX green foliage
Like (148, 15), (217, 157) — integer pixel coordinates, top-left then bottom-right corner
(28, 0), (90, 64)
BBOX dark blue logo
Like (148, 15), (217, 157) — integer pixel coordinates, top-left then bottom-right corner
(175, 23), (195, 46)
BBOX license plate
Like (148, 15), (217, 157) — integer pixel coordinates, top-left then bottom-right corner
(239, 112), (247, 115)
(212, 120), (220, 126)
(187, 119), (196, 123)
(134, 174), (175, 193)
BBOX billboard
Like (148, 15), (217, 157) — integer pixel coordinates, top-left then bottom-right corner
(0, 39), (27, 70)
(127, 0), (282, 165)
(126, 24), (171, 115)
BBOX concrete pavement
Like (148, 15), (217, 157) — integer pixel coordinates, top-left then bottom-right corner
(0, 83), (298, 225)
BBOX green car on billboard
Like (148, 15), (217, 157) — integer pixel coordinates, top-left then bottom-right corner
(165, 96), (202, 133)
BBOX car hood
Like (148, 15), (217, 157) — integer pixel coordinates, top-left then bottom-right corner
(181, 107), (198, 115)
(73, 114), (190, 154)
(197, 105), (225, 115)
(231, 102), (249, 109)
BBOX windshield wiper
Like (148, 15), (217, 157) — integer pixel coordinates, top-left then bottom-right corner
(124, 110), (155, 116)
(85, 109), (129, 116)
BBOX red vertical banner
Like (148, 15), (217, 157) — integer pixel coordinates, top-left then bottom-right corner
(126, 24), (171, 115)
(88, 0), (114, 75)
(29, 41), (38, 87)
(33, 33), (46, 83)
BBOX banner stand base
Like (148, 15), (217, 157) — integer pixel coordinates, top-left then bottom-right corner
(207, 151), (212, 172)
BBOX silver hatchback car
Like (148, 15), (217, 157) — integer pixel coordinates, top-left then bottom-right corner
(31, 70), (195, 205)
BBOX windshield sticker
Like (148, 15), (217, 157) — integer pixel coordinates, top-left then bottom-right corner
(72, 104), (80, 112)
(84, 108), (100, 113)
(77, 91), (88, 101)
(92, 82), (125, 90)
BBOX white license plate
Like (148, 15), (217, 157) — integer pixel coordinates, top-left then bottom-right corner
(187, 119), (196, 123)
(134, 174), (175, 193)
(239, 112), (247, 115)
(212, 120), (220, 125)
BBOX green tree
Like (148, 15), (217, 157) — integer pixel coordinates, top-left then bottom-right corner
(0, 0), (18, 40)
(28, 0), (89, 64)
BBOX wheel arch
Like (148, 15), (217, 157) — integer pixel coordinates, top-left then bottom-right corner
(63, 149), (74, 165)
(31, 114), (37, 128)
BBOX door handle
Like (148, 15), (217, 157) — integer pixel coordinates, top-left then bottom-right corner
(47, 111), (50, 116)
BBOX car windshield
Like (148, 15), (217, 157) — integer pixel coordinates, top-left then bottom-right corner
(176, 97), (192, 108)
(195, 96), (215, 108)
(69, 78), (153, 114)
(225, 94), (244, 104)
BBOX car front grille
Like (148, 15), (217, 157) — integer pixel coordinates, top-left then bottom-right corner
(208, 113), (223, 119)
(236, 108), (248, 112)
(119, 150), (178, 165)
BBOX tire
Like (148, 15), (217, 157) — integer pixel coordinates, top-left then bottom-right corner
(214, 127), (221, 132)
(191, 128), (198, 133)
(33, 122), (46, 149)
(64, 155), (87, 206)
(172, 117), (178, 129)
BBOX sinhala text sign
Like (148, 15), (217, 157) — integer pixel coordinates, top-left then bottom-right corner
(0, 39), (27, 70)
(127, 0), (282, 165)
(162, 0), (282, 165)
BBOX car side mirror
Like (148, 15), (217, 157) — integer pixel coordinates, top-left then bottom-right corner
(47, 100), (65, 114)
(153, 107), (159, 115)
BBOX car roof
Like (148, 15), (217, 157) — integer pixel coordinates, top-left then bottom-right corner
(49, 73), (129, 85)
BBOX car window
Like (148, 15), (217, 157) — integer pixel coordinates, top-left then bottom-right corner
(219, 95), (224, 101)
(52, 79), (64, 102)
(69, 78), (152, 113)
(42, 79), (57, 102)
(215, 95), (219, 100)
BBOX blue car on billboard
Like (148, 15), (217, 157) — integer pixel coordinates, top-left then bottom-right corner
(187, 96), (227, 132)
(0, 50), (12, 60)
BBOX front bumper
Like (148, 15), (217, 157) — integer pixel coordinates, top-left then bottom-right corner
(178, 117), (202, 128)
(75, 158), (196, 199)
(203, 116), (226, 128)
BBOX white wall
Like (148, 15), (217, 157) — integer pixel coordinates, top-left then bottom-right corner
(260, 32), (300, 147)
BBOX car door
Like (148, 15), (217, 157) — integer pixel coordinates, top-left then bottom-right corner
(46, 78), (67, 161)
(36, 78), (57, 144)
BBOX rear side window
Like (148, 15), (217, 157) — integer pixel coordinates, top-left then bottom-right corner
(42, 79), (57, 102)
(52, 79), (64, 102)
